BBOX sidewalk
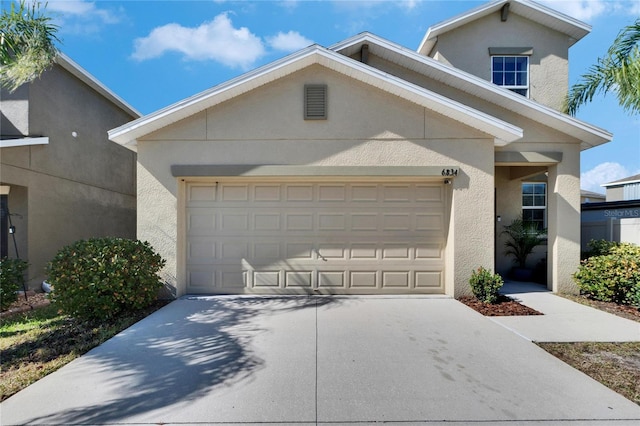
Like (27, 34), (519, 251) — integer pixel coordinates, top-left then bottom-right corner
(493, 281), (640, 342)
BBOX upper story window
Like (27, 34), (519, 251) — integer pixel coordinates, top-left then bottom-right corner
(491, 56), (529, 97)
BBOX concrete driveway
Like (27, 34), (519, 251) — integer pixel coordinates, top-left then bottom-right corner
(2, 295), (640, 425)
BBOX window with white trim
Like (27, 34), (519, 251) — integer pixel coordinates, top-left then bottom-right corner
(492, 56), (529, 97)
(522, 182), (546, 230)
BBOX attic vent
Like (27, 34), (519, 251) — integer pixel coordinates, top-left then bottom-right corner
(304, 84), (327, 120)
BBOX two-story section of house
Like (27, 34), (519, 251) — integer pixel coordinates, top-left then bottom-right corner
(110, 0), (611, 297)
(416, 0), (601, 284)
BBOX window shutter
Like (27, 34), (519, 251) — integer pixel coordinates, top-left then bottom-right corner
(304, 84), (327, 120)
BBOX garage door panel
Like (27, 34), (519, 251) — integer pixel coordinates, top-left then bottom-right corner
(285, 271), (313, 288)
(220, 270), (247, 289)
(253, 213), (281, 231)
(415, 271), (442, 288)
(382, 272), (410, 288)
(189, 213), (216, 233)
(188, 269), (215, 290)
(189, 185), (217, 202)
(285, 185), (314, 201)
(185, 181), (446, 294)
(254, 242), (282, 259)
(220, 184), (249, 201)
(416, 244), (443, 259)
(254, 185), (282, 201)
(319, 271), (346, 288)
(382, 185), (412, 202)
(319, 185), (347, 201)
(253, 271), (281, 288)
(350, 271), (378, 288)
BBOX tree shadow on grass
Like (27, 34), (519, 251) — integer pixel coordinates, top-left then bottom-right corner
(17, 296), (340, 425)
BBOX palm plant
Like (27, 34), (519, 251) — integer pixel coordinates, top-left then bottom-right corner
(1, 0), (59, 92)
(566, 20), (640, 116)
(502, 217), (546, 269)
(566, 19), (640, 115)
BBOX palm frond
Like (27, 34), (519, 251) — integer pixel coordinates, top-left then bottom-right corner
(567, 19), (640, 116)
(0, 1), (60, 92)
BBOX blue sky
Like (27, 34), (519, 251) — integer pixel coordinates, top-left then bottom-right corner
(22, 0), (640, 193)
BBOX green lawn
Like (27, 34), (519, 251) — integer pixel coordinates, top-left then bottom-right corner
(0, 302), (167, 401)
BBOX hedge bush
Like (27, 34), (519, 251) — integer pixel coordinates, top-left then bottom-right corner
(573, 242), (640, 307)
(0, 258), (28, 310)
(581, 239), (620, 259)
(469, 266), (504, 304)
(47, 238), (166, 321)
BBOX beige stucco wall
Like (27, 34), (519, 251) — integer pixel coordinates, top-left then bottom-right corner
(366, 54), (580, 146)
(605, 186), (624, 202)
(429, 12), (571, 111)
(0, 63), (137, 288)
(494, 140), (582, 293)
(137, 65), (496, 297)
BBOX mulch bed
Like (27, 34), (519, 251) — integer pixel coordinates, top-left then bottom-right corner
(561, 294), (640, 323)
(0, 292), (51, 318)
(458, 295), (544, 316)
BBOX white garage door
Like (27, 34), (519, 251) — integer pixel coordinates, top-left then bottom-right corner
(185, 180), (446, 294)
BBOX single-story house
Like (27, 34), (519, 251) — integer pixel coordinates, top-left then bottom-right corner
(1, 54), (139, 289)
(581, 174), (640, 249)
(109, 0), (611, 297)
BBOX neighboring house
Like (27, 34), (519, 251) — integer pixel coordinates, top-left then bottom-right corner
(580, 189), (606, 204)
(581, 174), (640, 250)
(109, 0), (611, 297)
(602, 174), (640, 202)
(1, 54), (140, 289)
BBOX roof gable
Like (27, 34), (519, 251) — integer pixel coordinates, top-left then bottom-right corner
(109, 45), (522, 150)
(417, 0), (591, 56)
(332, 33), (610, 150)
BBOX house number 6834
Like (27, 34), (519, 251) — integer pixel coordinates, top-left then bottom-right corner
(441, 169), (458, 177)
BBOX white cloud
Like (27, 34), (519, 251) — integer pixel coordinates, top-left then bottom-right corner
(399, 0), (420, 11)
(538, 0), (606, 21)
(46, 0), (123, 34)
(48, 0), (122, 25)
(267, 31), (313, 52)
(581, 162), (636, 193)
(539, 1), (640, 21)
(131, 13), (265, 69)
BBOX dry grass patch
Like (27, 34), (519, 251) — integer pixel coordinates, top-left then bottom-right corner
(538, 342), (640, 406)
(0, 301), (168, 401)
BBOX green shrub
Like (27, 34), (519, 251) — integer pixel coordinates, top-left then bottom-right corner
(469, 266), (504, 304)
(0, 258), (28, 310)
(47, 238), (166, 321)
(582, 239), (620, 259)
(573, 242), (640, 307)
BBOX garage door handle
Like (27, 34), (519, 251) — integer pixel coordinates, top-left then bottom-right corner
(315, 249), (328, 262)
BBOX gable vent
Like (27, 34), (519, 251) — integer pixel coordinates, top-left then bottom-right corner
(304, 84), (327, 120)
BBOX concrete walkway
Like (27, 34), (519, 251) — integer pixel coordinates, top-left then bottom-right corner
(496, 281), (640, 342)
(1, 294), (640, 425)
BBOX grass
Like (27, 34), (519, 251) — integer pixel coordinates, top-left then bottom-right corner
(538, 342), (640, 405)
(0, 301), (168, 401)
(536, 295), (640, 406)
